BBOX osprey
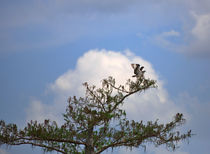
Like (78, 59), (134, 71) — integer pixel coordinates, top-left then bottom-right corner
(131, 63), (145, 78)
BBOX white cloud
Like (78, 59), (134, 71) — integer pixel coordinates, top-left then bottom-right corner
(26, 100), (49, 122)
(162, 30), (180, 37)
(153, 12), (210, 57)
(184, 12), (210, 56)
(154, 30), (181, 52)
(26, 100), (62, 124)
(26, 49), (187, 124)
(191, 13), (210, 40)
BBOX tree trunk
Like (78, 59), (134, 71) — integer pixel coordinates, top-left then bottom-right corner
(85, 126), (95, 154)
(85, 145), (95, 154)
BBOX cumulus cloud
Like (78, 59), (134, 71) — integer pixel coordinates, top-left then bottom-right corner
(26, 49), (187, 125)
(26, 100), (60, 123)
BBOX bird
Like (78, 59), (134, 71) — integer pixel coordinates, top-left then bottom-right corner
(131, 63), (145, 78)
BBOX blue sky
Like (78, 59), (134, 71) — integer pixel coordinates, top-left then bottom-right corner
(0, 0), (210, 154)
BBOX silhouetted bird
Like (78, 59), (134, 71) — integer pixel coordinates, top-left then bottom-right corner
(131, 63), (145, 78)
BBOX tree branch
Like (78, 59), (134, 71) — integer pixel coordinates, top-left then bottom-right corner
(8, 141), (66, 154)
(110, 81), (155, 113)
(96, 137), (143, 154)
(109, 87), (141, 113)
(108, 82), (130, 94)
(85, 83), (106, 112)
(15, 136), (86, 146)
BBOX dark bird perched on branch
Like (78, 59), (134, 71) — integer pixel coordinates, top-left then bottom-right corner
(131, 63), (145, 79)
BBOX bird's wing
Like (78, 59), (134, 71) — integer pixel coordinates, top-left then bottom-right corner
(140, 66), (144, 71)
(131, 64), (136, 69)
(131, 64), (140, 70)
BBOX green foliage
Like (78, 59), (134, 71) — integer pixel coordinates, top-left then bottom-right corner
(0, 76), (192, 154)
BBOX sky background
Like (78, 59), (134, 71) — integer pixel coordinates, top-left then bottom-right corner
(0, 0), (210, 154)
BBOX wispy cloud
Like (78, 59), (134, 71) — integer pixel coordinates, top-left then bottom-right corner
(153, 30), (181, 51)
(2, 0), (208, 54)
(185, 12), (210, 57)
(153, 12), (210, 57)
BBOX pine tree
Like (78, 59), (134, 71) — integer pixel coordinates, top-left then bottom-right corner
(0, 75), (192, 154)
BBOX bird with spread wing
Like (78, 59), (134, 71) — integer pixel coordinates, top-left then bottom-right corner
(131, 63), (145, 79)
